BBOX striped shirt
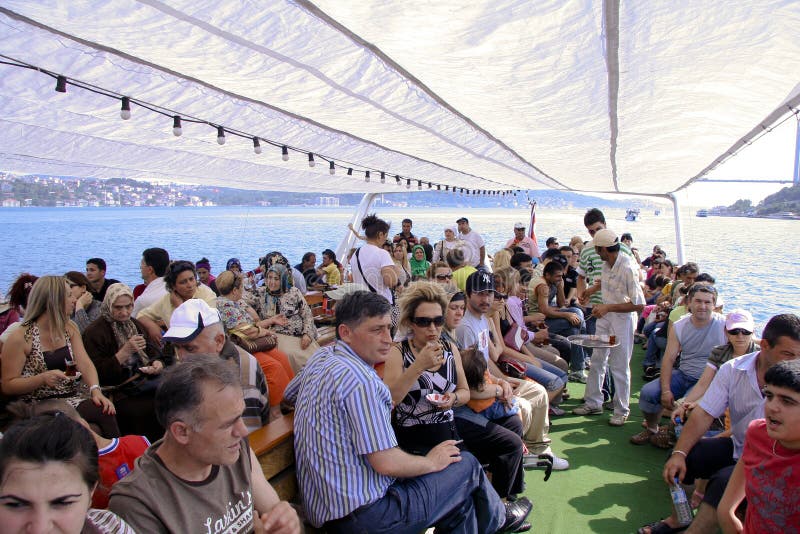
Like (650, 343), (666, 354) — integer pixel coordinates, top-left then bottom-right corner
(577, 241), (634, 305)
(220, 340), (270, 432)
(285, 341), (397, 527)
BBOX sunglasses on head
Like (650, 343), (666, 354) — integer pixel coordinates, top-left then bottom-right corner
(411, 315), (445, 327)
(435, 274), (453, 280)
(727, 328), (752, 336)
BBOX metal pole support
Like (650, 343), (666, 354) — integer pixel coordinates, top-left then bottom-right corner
(669, 192), (685, 264)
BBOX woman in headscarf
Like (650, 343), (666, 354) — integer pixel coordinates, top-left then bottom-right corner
(216, 270), (294, 420)
(409, 244), (430, 281)
(432, 225), (468, 263)
(256, 264), (320, 372)
(82, 283), (164, 441)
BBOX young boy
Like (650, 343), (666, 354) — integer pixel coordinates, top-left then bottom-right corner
(7, 399), (149, 509)
(717, 359), (800, 533)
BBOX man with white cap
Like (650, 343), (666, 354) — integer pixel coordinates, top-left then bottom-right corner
(573, 229), (646, 426)
(506, 222), (538, 258)
(163, 299), (270, 433)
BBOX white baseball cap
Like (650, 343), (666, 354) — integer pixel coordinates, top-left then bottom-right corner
(163, 299), (221, 342)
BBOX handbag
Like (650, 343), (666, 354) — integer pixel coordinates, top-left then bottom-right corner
(503, 323), (530, 352)
(229, 325), (278, 353)
(498, 357), (527, 380)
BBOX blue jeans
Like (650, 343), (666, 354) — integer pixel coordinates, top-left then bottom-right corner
(324, 451), (505, 534)
(642, 326), (667, 369)
(525, 360), (568, 392)
(546, 307), (587, 371)
(638, 368), (698, 415)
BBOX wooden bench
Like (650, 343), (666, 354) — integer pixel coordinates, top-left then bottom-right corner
(249, 413), (297, 502)
(305, 292), (336, 346)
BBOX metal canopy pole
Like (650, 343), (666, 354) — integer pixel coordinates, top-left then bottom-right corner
(335, 192), (378, 261)
(669, 192), (685, 264)
(793, 115), (800, 185)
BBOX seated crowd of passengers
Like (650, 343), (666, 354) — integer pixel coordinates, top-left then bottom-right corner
(0, 208), (798, 534)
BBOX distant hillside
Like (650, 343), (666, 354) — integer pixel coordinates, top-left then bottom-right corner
(724, 183), (800, 216)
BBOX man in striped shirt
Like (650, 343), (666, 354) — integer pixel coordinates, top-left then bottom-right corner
(284, 290), (530, 533)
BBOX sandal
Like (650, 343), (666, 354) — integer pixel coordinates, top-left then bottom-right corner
(649, 425), (675, 449)
(637, 519), (687, 534)
(630, 428), (655, 445)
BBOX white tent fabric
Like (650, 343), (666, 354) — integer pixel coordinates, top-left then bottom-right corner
(1, 1), (798, 195)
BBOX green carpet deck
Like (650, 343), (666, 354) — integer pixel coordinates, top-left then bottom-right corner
(521, 344), (673, 533)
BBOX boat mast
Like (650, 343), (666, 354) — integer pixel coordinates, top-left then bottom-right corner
(793, 115), (800, 185)
(669, 192), (685, 264)
(335, 193), (378, 261)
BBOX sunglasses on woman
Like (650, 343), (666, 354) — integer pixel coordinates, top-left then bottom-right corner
(435, 274), (453, 280)
(727, 328), (752, 336)
(411, 315), (445, 327)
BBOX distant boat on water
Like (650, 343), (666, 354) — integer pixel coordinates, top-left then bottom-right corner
(696, 209), (709, 217)
(625, 208), (640, 222)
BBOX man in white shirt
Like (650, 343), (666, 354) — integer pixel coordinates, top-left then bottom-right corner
(457, 217), (486, 267)
(572, 229), (645, 426)
(132, 247), (169, 318)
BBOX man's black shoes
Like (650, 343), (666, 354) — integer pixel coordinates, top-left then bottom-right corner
(500, 496), (533, 533)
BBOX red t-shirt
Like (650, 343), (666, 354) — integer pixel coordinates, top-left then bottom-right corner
(92, 435), (150, 509)
(742, 419), (800, 533)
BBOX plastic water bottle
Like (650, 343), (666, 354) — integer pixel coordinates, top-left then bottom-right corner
(674, 416), (684, 439)
(670, 477), (693, 526)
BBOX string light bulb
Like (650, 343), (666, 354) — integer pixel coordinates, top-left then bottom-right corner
(172, 116), (182, 136)
(281, 145), (289, 161)
(396, 175), (401, 186)
(120, 97), (131, 120)
(365, 171), (370, 183)
(55, 75), (67, 93)
(347, 167), (353, 176)
(308, 153), (315, 167)
(253, 137), (262, 154)
(437, 184), (441, 191)
(406, 179), (411, 189)
(216, 126), (226, 145)
(380, 172), (386, 184)
(417, 180), (422, 190)
(329, 160), (336, 175)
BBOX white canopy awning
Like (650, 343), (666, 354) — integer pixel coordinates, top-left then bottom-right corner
(1, 1), (798, 194)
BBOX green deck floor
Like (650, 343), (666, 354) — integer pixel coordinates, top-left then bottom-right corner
(520, 344), (674, 533)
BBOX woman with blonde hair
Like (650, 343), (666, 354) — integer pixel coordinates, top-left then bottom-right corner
(1, 275), (119, 437)
(492, 248), (512, 271)
(384, 281), (470, 454)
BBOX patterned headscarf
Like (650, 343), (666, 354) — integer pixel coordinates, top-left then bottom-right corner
(263, 264), (292, 317)
(101, 283), (149, 365)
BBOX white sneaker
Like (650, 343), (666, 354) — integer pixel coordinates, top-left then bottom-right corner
(572, 403), (603, 416)
(550, 454), (570, 470)
(608, 414), (628, 426)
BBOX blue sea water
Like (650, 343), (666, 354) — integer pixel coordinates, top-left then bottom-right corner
(1, 206), (797, 332)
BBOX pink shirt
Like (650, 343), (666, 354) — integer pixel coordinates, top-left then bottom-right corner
(505, 236), (539, 258)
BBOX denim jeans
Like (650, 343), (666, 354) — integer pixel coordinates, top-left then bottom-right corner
(642, 332), (667, 368)
(546, 307), (587, 371)
(324, 451), (505, 534)
(524, 359), (568, 392)
(638, 368), (698, 415)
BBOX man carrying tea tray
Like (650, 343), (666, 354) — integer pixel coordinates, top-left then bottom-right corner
(573, 229), (645, 427)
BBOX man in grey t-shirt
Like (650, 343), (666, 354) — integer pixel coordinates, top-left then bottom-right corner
(631, 284), (726, 445)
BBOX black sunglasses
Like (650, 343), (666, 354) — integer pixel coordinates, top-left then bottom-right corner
(411, 315), (445, 327)
(435, 274), (453, 280)
(727, 328), (752, 336)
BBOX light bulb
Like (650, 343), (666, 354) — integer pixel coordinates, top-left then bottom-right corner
(417, 180), (422, 190)
(347, 168), (353, 176)
(406, 179), (411, 189)
(55, 75), (67, 93)
(120, 97), (131, 120)
(281, 145), (289, 161)
(308, 153), (315, 167)
(437, 185), (441, 191)
(216, 126), (226, 145)
(253, 137), (262, 154)
(427, 182), (432, 189)
(395, 175), (401, 186)
(172, 116), (182, 136)
(329, 160), (336, 175)
(380, 172), (386, 184)
(365, 171), (370, 183)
